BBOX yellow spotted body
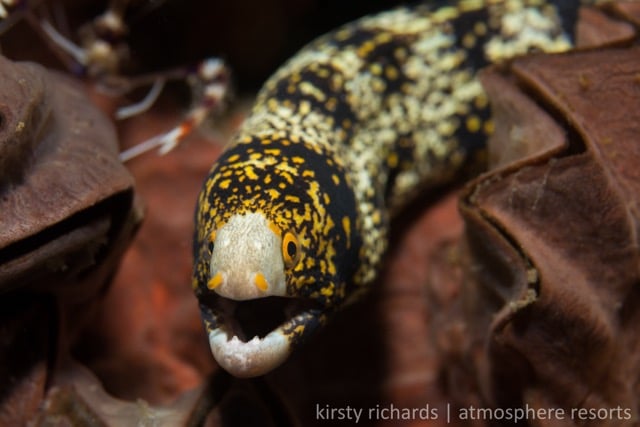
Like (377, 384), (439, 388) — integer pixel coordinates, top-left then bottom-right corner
(193, 0), (586, 377)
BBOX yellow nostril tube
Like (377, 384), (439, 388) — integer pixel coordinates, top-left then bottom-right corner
(208, 272), (223, 290)
(254, 273), (269, 291)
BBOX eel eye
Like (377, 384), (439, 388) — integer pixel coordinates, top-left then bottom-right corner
(282, 231), (300, 268)
(208, 230), (217, 253)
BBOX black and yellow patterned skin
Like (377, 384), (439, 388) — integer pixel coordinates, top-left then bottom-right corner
(193, 0), (586, 377)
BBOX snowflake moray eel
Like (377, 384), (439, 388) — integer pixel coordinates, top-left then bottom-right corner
(193, 0), (589, 377)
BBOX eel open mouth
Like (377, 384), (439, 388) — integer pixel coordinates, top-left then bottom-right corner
(203, 295), (323, 377)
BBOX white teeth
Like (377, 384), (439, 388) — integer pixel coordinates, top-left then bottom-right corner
(208, 326), (290, 378)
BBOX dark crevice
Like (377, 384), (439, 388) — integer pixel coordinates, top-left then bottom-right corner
(0, 189), (134, 291)
(0, 190), (133, 266)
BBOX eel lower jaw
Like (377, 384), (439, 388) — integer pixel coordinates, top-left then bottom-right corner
(203, 296), (324, 378)
(208, 325), (290, 378)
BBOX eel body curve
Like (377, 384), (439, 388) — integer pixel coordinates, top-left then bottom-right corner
(193, 0), (585, 377)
